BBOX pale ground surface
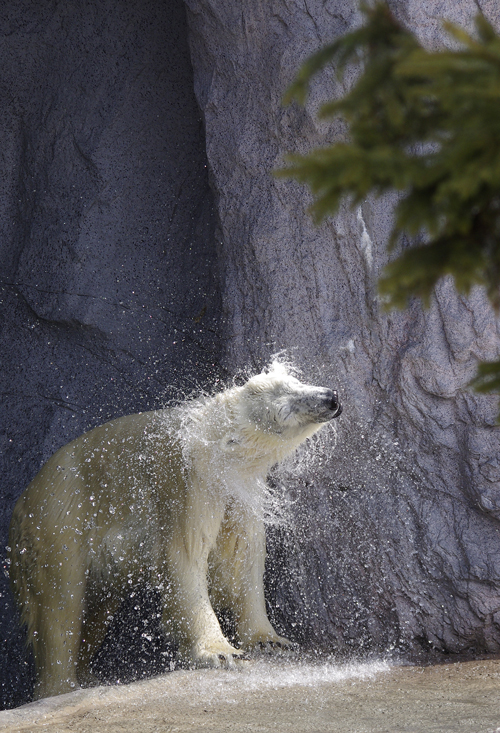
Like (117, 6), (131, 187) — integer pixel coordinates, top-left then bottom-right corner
(1, 656), (499, 733)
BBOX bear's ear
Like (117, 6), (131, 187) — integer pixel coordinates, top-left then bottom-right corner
(220, 435), (240, 452)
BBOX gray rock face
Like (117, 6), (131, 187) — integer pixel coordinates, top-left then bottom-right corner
(1, 0), (500, 711)
(185, 0), (500, 657)
(0, 0), (222, 708)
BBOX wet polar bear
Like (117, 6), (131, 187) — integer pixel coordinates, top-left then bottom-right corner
(9, 361), (342, 699)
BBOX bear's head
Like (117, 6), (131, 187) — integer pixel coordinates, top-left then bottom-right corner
(179, 361), (342, 480)
(242, 362), (341, 432)
(221, 361), (342, 464)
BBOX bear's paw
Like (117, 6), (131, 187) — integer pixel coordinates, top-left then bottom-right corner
(243, 631), (295, 653)
(186, 640), (248, 669)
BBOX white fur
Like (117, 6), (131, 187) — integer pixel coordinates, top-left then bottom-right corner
(9, 361), (340, 699)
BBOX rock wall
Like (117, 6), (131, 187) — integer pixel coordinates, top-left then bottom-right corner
(0, 0), (222, 708)
(185, 0), (500, 657)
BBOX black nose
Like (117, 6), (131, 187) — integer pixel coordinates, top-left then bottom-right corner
(330, 389), (342, 417)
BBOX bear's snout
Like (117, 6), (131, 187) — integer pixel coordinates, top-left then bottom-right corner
(301, 387), (342, 422)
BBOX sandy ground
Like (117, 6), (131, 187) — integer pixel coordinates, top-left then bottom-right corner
(1, 656), (499, 733)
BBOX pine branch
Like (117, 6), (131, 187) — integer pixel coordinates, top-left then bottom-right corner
(278, 2), (500, 409)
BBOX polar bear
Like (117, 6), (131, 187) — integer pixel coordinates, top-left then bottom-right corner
(9, 361), (342, 700)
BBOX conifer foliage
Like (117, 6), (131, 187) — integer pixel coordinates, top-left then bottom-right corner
(279, 3), (500, 399)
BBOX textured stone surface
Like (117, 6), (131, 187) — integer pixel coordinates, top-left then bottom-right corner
(185, 0), (500, 659)
(2, 658), (500, 733)
(0, 0), (222, 708)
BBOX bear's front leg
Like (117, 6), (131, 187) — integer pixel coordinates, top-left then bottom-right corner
(211, 511), (292, 652)
(160, 503), (245, 668)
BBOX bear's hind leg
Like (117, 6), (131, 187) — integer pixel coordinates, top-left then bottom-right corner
(31, 582), (87, 700)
